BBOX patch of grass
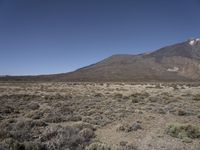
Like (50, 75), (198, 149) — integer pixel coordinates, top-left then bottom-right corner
(166, 123), (200, 139)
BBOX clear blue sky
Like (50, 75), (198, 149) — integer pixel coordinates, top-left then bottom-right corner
(0, 0), (200, 75)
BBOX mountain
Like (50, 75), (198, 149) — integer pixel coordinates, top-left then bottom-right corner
(1, 38), (200, 82)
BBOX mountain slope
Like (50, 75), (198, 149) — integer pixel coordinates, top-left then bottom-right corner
(1, 38), (200, 82)
(60, 38), (200, 81)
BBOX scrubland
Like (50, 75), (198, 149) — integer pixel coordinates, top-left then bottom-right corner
(0, 82), (199, 150)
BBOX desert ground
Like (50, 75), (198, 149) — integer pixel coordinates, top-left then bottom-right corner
(0, 82), (199, 150)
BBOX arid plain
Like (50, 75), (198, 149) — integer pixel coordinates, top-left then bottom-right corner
(0, 82), (200, 150)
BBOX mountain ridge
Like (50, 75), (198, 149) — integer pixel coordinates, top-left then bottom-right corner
(1, 38), (200, 82)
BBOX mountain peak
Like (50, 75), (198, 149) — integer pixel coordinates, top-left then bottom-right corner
(187, 38), (200, 46)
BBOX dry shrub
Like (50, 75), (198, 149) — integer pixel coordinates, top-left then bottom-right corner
(41, 124), (95, 150)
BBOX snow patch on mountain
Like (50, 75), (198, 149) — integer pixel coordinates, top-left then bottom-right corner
(188, 38), (200, 46)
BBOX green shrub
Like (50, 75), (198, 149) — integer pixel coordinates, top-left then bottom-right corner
(166, 123), (200, 139)
(86, 142), (111, 150)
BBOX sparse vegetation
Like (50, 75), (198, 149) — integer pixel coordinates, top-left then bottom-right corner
(0, 82), (200, 149)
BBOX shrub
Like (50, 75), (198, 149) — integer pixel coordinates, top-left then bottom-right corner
(44, 113), (66, 123)
(171, 84), (179, 90)
(119, 141), (128, 146)
(94, 93), (103, 97)
(11, 141), (46, 150)
(166, 123), (200, 139)
(117, 122), (142, 132)
(73, 122), (95, 131)
(41, 125), (83, 150)
(69, 115), (82, 122)
(114, 93), (123, 99)
(27, 102), (40, 110)
(154, 84), (163, 89)
(148, 97), (159, 102)
(131, 98), (139, 103)
(177, 109), (187, 116)
(0, 106), (14, 114)
(157, 108), (166, 114)
(0, 115), (4, 121)
(26, 111), (43, 120)
(79, 128), (95, 141)
(0, 137), (47, 150)
(193, 94), (200, 101)
(0, 120), (47, 143)
(86, 142), (111, 150)
(130, 93), (149, 99)
(41, 125), (95, 150)
(117, 143), (138, 150)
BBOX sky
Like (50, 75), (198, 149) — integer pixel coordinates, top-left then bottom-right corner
(0, 0), (200, 75)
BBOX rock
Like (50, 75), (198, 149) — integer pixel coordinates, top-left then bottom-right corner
(131, 123), (142, 131)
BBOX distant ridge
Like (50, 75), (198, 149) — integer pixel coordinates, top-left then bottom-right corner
(1, 38), (200, 82)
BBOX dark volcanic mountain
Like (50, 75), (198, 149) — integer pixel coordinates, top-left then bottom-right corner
(1, 38), (200, 82)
